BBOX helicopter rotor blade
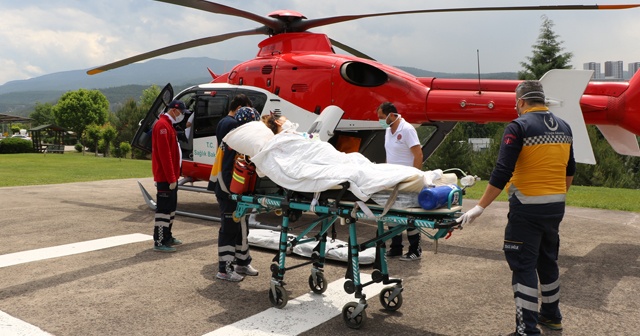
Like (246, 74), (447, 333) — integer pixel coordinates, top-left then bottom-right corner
(295, 4), (640, 31)
(87, 27), (268, 75)
(156, 0), (281, 30)
(328, 38), (376, 61)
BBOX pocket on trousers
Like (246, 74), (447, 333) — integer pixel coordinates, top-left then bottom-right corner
(503, 240), (525, 272)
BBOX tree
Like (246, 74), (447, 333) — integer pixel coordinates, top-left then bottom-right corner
(85, 123), (103, 157)
(573, 126), (638, 188)
(518, 15), (573, 80)
(424, 124), (473, 173)
(102, 123), (118, 158)
(30, 103), (55, 126)
(139, 84), (161, 111)
(114, 99), (145, 147)
(52, 89), (110, 146)
(118, 142), (132, 161)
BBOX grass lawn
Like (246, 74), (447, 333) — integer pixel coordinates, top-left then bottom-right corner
(465, 180), (640, 213)
(1, 153), (638, 213)
(0, 152), (152, 187)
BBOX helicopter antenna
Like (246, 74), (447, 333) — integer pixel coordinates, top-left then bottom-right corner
(476, 49), (482, 94)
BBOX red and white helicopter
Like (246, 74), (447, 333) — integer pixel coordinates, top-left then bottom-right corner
(88, 1), (640, 219)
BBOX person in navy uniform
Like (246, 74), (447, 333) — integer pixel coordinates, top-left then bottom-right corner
(457, 80), (575, 336)
(211, 95), (260, 282)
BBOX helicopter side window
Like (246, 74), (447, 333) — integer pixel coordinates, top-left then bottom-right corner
(194, 95), (230, 138)
(237, 89), (268, 114)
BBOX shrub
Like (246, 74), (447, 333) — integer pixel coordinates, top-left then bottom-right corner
(74, 143), (83, 152)
(118, 142), (131, 159)
(0, 138), (34, 154)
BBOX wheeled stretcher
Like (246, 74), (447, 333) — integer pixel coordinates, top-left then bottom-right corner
(230, 182), (463, 329)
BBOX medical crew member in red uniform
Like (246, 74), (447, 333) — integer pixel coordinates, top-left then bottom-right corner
(151, 100), (187, 252)
(457, 80), (575, 336)
(377, 102), (424, 261)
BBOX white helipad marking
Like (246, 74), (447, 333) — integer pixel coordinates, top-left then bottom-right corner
(0, 233), (152, 268)
(0, 311), (54, 336)
(205, 273), (386, 336)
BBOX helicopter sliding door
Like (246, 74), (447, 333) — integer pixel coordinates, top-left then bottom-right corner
(188, 88), (268, 165)
(189, 89), (234, 164)
(131, 83), (173, 153)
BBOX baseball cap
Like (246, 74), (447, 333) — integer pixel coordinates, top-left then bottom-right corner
(167, 100), (189, 114)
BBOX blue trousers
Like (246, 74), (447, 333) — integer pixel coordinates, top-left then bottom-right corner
(154, 182), (178, 246)
(504, 202), (564, 336)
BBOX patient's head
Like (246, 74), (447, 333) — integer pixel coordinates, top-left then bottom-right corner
(264, 109), (288, 134)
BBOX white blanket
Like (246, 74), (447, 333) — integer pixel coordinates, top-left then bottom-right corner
(250, 132), (438, 201)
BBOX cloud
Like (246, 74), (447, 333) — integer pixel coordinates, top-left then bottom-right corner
(1, 0), (640, 85)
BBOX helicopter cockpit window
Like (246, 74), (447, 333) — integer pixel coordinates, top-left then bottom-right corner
(194, 95), (230, 138)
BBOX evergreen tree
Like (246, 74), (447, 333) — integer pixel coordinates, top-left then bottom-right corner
(518, 15), (573, 80)
(424, 124), (473, 174)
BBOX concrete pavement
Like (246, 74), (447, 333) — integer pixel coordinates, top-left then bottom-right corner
(0, 178), (638, 335)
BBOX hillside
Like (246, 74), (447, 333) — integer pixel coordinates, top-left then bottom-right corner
(0, 57), (517, 117)
(0, 57), (239, 116)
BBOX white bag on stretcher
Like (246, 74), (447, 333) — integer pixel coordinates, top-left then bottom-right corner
(247, 229), (376, 264)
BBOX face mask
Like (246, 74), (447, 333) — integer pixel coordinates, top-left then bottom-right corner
(174, 113), (185, 124)
(379, 114), (399, 129)
(281, 120), (298, 131)
(379, 118), (390, 129)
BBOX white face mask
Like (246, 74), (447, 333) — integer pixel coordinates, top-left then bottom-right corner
(281, 120), (298, 131)
(174, 113), (185, 124)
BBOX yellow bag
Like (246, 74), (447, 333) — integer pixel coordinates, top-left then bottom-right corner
(207, 145), (227, 192)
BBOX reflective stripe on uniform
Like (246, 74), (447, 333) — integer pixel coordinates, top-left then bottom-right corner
(540, 279), (560, 292)
(515, 296), (538, 312)
(509, 184), (566, 204)
(513, 283), (538, 298)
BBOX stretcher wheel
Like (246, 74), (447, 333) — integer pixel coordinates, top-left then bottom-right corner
(268, 285), (288, 309)
(342, 301), (366, 329)
(379, 286), (403, 311)
(308, 272), (327, 294)
(231, 211), (241, 223)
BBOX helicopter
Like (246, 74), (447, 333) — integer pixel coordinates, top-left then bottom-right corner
(87, 1), (640, 219)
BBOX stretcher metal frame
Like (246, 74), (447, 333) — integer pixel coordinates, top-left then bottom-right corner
(230, 184), (463, 329)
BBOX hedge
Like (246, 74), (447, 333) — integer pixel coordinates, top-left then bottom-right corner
(0, 138), (35, 154)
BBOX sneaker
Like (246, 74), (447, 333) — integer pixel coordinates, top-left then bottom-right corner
(399, 250), (421, 261)
(385, 249), (403, 258)
(168, 237), (182, 246)
(153, 244), (176, 253)
(235, 264), (259, 276)
(538, 315), (562, 330)
(216, 271), (245, 282)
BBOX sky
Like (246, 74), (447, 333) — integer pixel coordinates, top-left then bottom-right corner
(2, 0), (640, 85)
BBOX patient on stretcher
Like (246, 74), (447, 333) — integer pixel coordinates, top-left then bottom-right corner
(222, 111), (462, 209)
